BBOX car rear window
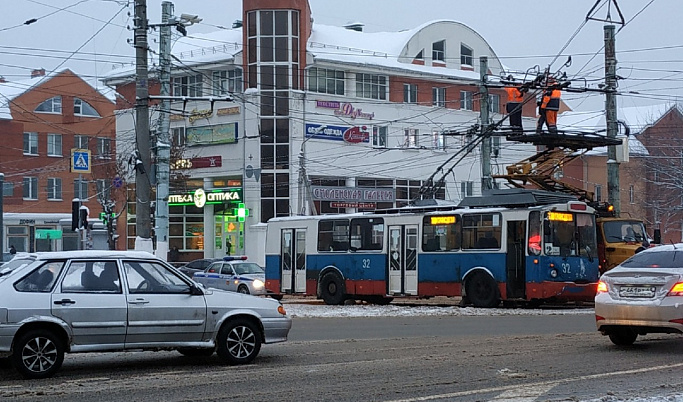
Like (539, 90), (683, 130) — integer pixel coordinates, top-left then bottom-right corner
(621, 250), (683, 269)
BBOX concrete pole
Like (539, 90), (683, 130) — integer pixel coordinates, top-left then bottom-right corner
(605, 24), (620, 215)
(155, 1), (173, 260)
(134, 0), (153, 252)
(479, 56), (492, 192)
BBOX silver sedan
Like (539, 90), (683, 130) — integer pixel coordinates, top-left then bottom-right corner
(193, 257), (267, 295)
(595, 244), (683, 346)
(0, 251), (291, 379)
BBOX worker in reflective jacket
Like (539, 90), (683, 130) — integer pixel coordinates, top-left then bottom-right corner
(504, 83), (527, 134)
(536, 79), (561, 134)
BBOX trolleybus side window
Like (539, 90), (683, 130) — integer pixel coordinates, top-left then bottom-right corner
(318, 219), (350, 252)
(462, 213), (501, 250)
(350, 218), (384, 251)
(422, 215), (461, 252)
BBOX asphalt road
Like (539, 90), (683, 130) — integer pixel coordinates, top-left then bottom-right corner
(1, 313), (682, 401)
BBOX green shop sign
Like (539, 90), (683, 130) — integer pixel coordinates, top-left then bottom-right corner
(35, 229), (63, 239)
(169, 188), (242, 208)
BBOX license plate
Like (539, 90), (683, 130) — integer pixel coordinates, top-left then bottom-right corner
(619, 286), (656, 298)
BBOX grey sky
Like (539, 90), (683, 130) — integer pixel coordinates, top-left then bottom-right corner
(1, 0), (682, 112)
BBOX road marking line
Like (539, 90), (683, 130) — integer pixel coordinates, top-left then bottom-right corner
(385, 362), (683, 402)
(490, 384), (555, 402)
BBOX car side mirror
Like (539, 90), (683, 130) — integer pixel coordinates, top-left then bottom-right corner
(190, 284), (204, 296)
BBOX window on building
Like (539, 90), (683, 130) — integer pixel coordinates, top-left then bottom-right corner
(74, 135), (89, 149)
(74, 98), (100, 117)
(74, 178), (88, 200)
(372, 126), (387, 148)
(395, 179), (443, 208)
(433, 87), (446, 107)
(35, 96), (62, 113)
(489, 94), (501, 114)
(432, 40), (445, 62)
(460, 91), (474, 110)
(414, 50), (424, 60)
(47, 133), (62, 157)
(23, 177), (38, 200)
(595, 184), (602, 202)
(171, 126), (186, 147)
(461, 181), (473, 197)
(461, 44), (473, 66)
(172, 74), (203, 97)
(47, 178), (62, 200)
(261, 172), (290, 223)
(356, 73), (387, 100)
(629, 185), (634, 204)
(96, 137), (112, 159)
(432, 130), (445, 150)
(3, 181), (13, 197)
(212, 69), (242, 95)
(7, 226), (28, 253)
(96, 179), (111, 203)
(308, 67), (345, 95)
(403, 83), (417, 103)
(23, 132), (38, 155)
(404, 128), (418, 148)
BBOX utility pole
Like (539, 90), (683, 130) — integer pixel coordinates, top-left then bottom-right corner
(605, 24), (620, 215)
(155, 1), (173, 260)
(479, 56), (492, 192)
(134, 0), (152, 251)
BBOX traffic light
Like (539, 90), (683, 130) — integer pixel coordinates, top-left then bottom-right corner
(71, 199), (81, 231)
(79, 206), (89, 229)
(233, 203), (249, 222)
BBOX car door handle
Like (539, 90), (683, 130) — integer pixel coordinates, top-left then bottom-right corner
(54, 299), (76, 305)
(128, 299), (150, 305)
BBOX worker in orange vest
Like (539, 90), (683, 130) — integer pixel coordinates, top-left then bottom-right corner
(536, 78), (561, 134)
(504, 82), (527, 135)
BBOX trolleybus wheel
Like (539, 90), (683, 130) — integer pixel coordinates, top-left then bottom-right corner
(320, 273), (345, 305)
(466, 272), (500, 308)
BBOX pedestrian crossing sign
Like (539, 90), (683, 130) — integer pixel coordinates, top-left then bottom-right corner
(71, 148), (91, 173)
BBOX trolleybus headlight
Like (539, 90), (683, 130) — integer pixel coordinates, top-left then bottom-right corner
(550, 269), (559, 278)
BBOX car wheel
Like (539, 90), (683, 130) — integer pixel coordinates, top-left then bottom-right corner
(237, 285), (250, 294)
(608, 327), (638, 346)
(216, 319), (262, 365)
(320, 273), (345, 305)
(177, 348), (215, 357)
(466, 272), (500, 308)
(12, 329), (64, 379)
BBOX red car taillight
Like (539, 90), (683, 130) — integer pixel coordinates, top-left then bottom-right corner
(597, 281), (608, 293)
(668, 282), (683, 297)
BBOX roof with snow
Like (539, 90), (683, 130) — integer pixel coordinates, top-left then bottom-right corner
(555, 103), (682, 156)
(102, 20), (504, 84)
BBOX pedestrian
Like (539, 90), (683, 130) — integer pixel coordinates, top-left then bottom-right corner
(536, 78), (561, 134)
(9, 245), (16, 255)
(226, 238), (232, 256)
(169, 246), (179, 262)
(504, 78), (527, 135)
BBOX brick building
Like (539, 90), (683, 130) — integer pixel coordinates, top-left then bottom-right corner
(1, 69), (116, 253)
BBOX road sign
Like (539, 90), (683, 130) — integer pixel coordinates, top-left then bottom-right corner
(35, 229), (63, 239)
(71, 148), (91, 173)
(113, 176), (123, 188)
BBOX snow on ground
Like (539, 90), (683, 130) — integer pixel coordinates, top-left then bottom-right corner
(584, 396), (683, 402)
(282, 303), (594, 318)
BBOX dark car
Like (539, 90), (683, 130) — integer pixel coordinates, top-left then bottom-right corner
(179, 258), (220, 277)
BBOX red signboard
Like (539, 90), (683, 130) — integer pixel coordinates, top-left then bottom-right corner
(343, 126), (370, 143)
(191, 156), (222, 168)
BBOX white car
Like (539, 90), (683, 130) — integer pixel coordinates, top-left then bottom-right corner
(0, 251), (291, 379)
(595, 244), (683, 345)
(192, 256), (271, 296)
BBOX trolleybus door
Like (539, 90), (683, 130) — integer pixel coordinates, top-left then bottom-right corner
(506, 220), (527, 299)
(388, 225), (419, 295)
(280, 229), (307, 294)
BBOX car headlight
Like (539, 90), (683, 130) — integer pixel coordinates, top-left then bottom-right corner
(550, 269), (558, 278)
(253, 279), (265, 289)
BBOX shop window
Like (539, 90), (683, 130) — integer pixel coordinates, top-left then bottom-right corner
(8, 226), (28, 253)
